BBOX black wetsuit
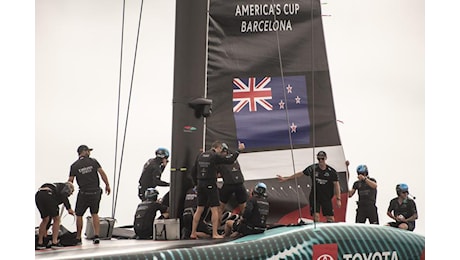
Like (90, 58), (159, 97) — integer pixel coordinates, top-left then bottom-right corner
(218, 160), (248, 205)
(181, 188), (210, 239)
(138, 157), (169, 201)
(133, 200), (168, 239)
(233, 194), (269, 236)
(194, 149), (240, 207)
(352, 177), (379, 224)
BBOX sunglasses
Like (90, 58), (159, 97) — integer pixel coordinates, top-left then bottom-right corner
(402, 191), (408, 194)
(317, 157), (325, 161)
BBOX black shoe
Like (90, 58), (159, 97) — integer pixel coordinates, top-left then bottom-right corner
(35, 243), (47, 250)
(76, 238), (82, 245)
(51, 242), (64, 249)
(93, 236), (100, 244)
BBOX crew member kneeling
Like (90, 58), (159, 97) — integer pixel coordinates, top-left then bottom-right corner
(133, 188), (168, 239)
(224, 183), (269, 238)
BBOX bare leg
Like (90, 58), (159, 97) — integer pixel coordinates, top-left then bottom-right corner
(313, 213), (320, 222)
(76, 216), (83, 239)
(211, 206), (223, 239)
(219, 202), (226, 217)
(224, 220), (234, 237)
(51, 216), (61, 244)
(237, 202), (246, 214)
(38, 216), (50, 245)
(190, 206), (204, 239)
(326, 215), (335, 223)
(92, 214), (100, 237)
(398, 223), (409, 230)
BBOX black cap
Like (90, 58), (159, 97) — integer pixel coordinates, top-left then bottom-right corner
(317, 151), (327, 157)
(77, 145), (93, 154)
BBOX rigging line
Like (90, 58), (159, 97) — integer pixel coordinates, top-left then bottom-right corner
(113, 0), (145, 218)
(311, 0), (317, 228)
(270, 0), (304, 222)
(202, 0), (211, 150)
(112, 0), (126, 219)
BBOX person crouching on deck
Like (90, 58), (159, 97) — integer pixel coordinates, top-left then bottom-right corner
(224, 182), (269, 238)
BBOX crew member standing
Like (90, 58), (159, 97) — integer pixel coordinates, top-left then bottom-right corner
(68, 145), (111, 244)
(190, 141), (244, 239)
(277, 151), (341, 222)
(348, 164), (379, 224)
(217, 142), (248, 214)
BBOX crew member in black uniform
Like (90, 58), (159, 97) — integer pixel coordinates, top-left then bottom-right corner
(68, 145), (111, 244)
(190, 141), (244, 239)
(348, 164), (379, 224)
(386, 183), (418, 231)
(277, 151), (341, 222)
(133, 188), (169, 239)
(181, 187), (211, 239)
(224, 182), (269, 238)
(138, 147), (170, 201)
(35, 182), (75, 249)
(217, 143), (248, 214)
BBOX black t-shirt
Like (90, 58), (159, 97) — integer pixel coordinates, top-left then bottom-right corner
(352, 177), (377, 205)
(69, 156), (101, 192)
(387, 197), (417, 220)
(303, 163), (338, 200)
(40, 182), (72, 210)
(138, 157), (168, 188)
(217, 160), (245, 184)
(195, 149), (239, 185)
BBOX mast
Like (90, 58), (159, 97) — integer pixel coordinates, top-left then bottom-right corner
(169, 0), (209, 218)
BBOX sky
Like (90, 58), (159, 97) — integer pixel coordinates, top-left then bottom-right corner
(4, 0), (458, 257)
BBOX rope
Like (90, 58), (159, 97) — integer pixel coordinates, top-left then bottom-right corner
(112, 0), (145, 219)
(269, 0), (320, 225)
(112, 0), (126, 219)
(269, 0), (304, 223)
(310, 0), (317, 227)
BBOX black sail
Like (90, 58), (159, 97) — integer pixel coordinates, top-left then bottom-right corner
(171, 0), (348, 223)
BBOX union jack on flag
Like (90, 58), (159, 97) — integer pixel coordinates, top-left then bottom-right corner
(232, 75), (311, 150)
(233, 77), (272, 112)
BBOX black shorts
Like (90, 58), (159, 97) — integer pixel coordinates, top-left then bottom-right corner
(219, 183), (248, 204)
(35, 190), (59, 219)
(197, 183), (220, 207)
(75, 189), (102, 216)
(388, 221), (416, 231)
(233, 220), (264, 236)
(356, 205), (379, 224)
(309, 196), (334, 217)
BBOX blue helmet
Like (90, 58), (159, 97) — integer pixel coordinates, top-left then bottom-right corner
(356, 164), (368, 175)
(145, 188), (159, 201)
(155, 148), (170, 159)
(396, 183), (409, 195)
(253, 182), (267, 196)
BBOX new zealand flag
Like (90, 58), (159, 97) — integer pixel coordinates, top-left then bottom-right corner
(232, 75), (310, 150)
